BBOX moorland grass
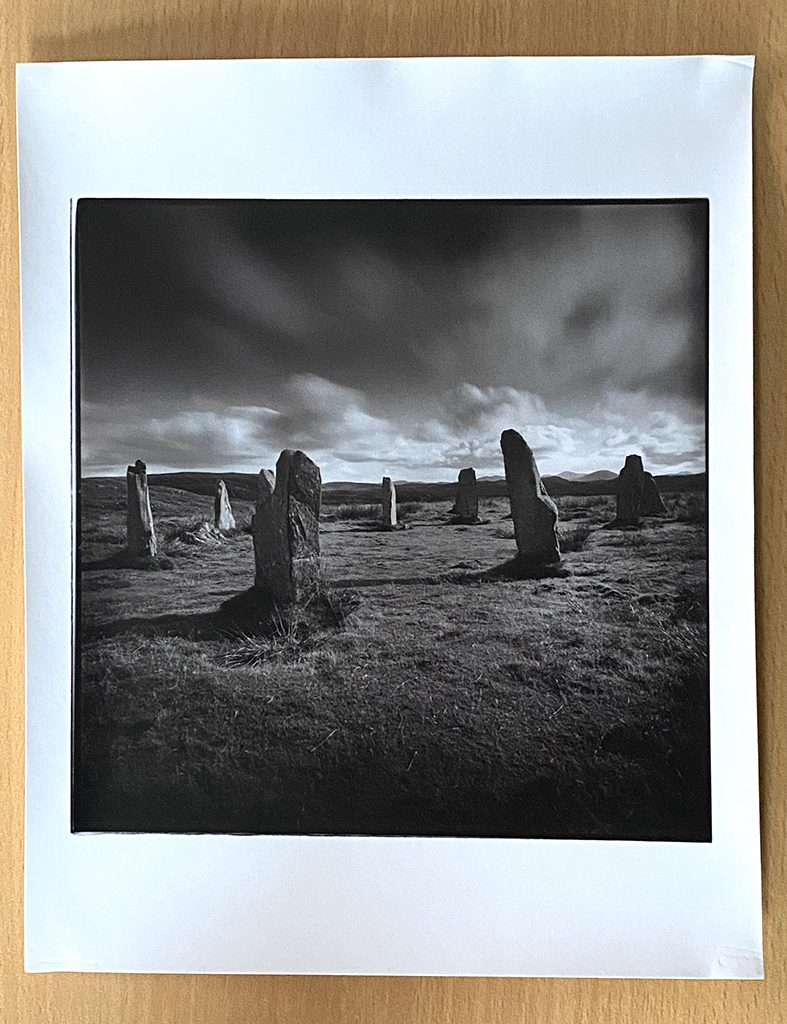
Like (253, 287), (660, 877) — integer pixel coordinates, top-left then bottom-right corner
(75, 487), (709, 839)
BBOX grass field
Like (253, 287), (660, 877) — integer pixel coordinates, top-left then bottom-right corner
(75, 479), (710, 840)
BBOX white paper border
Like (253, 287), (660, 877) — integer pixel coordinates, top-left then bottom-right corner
(18, 56), (761, 977)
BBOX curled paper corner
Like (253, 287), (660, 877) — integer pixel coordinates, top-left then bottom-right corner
(711, 947), (764, 980)
(709, 54), (755, 76)
(722, 55), (756, 68)
(25, 960), (102, 974)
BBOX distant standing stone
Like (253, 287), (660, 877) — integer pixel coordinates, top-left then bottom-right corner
(616, 454), (646, 526)
(257, 468), (276, 502)
(253, 450), (321, 605)
(214, 479), (236, 531)
(126, 459), (157, 558)
(641, 471), (667, 515)
(453, 467), (480, 524)
(381, 476), (397, 529)
(500, 430), (560, 564)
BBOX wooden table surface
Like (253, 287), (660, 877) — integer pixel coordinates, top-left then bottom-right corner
(2, 2), (785, 1021)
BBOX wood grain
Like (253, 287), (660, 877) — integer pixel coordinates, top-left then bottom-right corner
(2, 1), (785, 1021)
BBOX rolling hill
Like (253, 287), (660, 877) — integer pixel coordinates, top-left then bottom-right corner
(84, 469), (707, 505)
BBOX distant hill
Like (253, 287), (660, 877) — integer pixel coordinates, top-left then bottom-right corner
(147, 472), (261, 501)
(541, 473), (706, 498)
(84, 469), (707, 504)
(558, 470), (617, 482)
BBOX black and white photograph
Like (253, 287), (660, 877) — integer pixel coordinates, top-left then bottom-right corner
(74, 198), (710, 841)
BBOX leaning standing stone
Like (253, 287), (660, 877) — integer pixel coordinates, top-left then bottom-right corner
(616, 454), (646, 526)
(500, 430), (560, 564)
(253, 450), (321, 605)
(126, 459), (157, 558)
(641, 471), (667, 515)
(214, 479), (236, 531)
(381, 476), (397, 529)
(453, 467), (480, 524)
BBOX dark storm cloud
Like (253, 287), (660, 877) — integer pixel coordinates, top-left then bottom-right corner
(564, 289), (616, 339)
(78, 199), (707, 479)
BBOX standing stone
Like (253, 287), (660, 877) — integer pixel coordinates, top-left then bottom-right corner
(500, 430), (560, 564)
(616, 454), (646, 526)
(257, 468), (276, 502)
(381, 477), (397, 529)
(251, 468), (276, 575)
(126, 459), (157, 558)
(214, 479), (236, 531)
(253, 450), (321, 605)
(641, 471), (667, 515)
(453, 467), (480, 524)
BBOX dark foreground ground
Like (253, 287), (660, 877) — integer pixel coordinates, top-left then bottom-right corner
(75, 481), (710, 840)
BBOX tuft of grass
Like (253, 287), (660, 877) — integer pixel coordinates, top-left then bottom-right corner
(556, 494), (615, 523)
(656, 619), (709, 691)
(224, 578), (361, 668)
(320, 581), (362, 627)
(163, 520), (223, 545)
(672, 581), (707, 623)
(397, 501), (425, 520)
(331, 503), (380, 522)
(559, 524), (593, 552)
(225, 609), (325, 667)
(669, 492), (706, 525)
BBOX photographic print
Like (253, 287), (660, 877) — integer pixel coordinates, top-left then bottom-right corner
(74, 198), (710, 840)
(21, 54), (760, 978)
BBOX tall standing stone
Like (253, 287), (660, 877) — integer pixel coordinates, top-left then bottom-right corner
(252, 468), (276, 578)
(253, 450), (321, 605)
(381, 477), (397, 529)
(214, 479), (236, 531)
(641, 471), (667, 515)
(453, 467), (480, 524)
(616, 454), (646, 526)
(500, 430), (560, 564)
(126, 459), (157, 558)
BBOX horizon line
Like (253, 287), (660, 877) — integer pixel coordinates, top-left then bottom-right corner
(81, 467), (707, 482)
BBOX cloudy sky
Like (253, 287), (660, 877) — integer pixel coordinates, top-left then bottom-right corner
(77, 199), (707, 481)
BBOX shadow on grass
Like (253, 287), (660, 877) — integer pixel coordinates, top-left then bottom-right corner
(481, 556), (570, 581)
(81, 549), (175, 571)
(335, 520), (485, 534)
(332, 557), (570, 591)
(83, 584), (361, 643)
(83, 587), (293, 641)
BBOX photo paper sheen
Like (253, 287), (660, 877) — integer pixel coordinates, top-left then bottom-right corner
(18, 56), (760, 977)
